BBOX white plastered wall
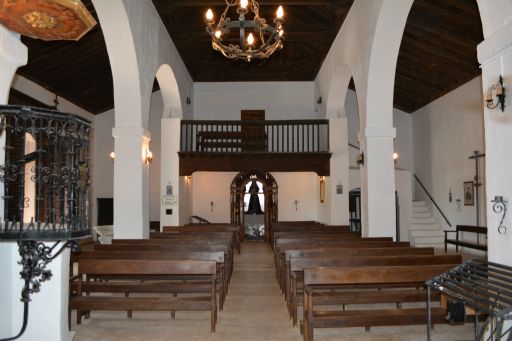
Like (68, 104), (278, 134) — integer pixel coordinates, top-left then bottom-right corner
(476, 0), (512, 265)
(413, 76), (486, 235)
(193, 82), (316, 119)
(191, 172), (321, 223)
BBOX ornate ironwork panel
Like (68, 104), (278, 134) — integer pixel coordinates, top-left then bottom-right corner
(0, 105), (91, 241)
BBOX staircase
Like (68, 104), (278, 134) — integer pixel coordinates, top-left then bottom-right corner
(409, 201), (445, 248)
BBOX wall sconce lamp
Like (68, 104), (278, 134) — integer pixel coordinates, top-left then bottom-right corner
(144, 149), (153, 164)
(109, 151), (115, 162)
(491, 195), (507, 234)
(393, 152), (399, 164)
(356, 151), (364, 166)
(486, 75), (506, 112)
(210, 201), (214, 212)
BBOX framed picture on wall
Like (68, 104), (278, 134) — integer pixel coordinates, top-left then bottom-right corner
(463, 181), (474, 206)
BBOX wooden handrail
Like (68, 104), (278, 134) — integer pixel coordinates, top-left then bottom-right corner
(414, 174), (452, 227)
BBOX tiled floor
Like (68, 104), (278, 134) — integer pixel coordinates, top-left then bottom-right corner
(72, 243), (474, 341)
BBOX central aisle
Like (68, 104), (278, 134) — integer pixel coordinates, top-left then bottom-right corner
(74, 242), (473, 341)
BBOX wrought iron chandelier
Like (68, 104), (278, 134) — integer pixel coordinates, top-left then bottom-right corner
(205, 0), (284, 62)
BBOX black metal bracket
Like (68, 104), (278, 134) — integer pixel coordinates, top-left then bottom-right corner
(0, 240), (80, 341)
(18, 240), (79, 302)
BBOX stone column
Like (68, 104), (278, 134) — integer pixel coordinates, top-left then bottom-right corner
(477, 21), (512, 265)
(359, 127), (396, 238)
(112, 127), (151, 239)
(329, 117), (350, 225)
(160, 117), (181, 228)
(0, 25), (26, 339)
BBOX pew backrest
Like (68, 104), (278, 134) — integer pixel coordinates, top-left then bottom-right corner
(78, 258), (217, 276)
(304, 264), (457, 286)
(291, 254), (462, 272)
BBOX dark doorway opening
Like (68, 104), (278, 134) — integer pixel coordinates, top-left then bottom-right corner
(231, 171), (277, 242)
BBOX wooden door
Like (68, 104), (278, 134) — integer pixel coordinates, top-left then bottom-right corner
(241, 110), (266, 151)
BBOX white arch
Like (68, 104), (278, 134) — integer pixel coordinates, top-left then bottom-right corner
(366, 0), (413, 128)
(92, 0), (143, 128)
(325, 65), (353, 118)
(155, 64), (183, 118)
(475, 0), (512, 39)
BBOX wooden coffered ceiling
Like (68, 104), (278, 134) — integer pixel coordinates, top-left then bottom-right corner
(151, 0), (354, 82)
(394, 0), (483, 113)
(12, 0), (483, 114)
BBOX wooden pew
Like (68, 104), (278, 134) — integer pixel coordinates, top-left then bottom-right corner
(95, 243), (234, 282)
(288, 254), (462, 325)
(444, 225), (487, 252)
(302, 264), (457, 341)
(281, 246), (435, 318)
(70, 250), (228, 310)
(272, 232), (371, 250)
(69, 259), (218, 332)
(161, 224), (241, 253)
(274, 241), (410, 288)
(269, 223), (348, 245)
(150, 232), (237, 254)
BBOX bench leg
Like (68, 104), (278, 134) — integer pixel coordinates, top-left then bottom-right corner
(171, 293), (177, 319)
(211, 279), (217, 333)
(125, 292), (132, 318)
(365, 326), (371, 332)
(77, 310), (82, 325)
(304, 292), (314, 341)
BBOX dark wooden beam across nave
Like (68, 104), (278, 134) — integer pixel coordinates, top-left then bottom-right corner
(178, 152), (331, 176)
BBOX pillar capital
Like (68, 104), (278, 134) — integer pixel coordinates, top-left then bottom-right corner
(0, 26), (27, 66)
(478, 21), (512, 65)
(361, 126), (396, 139)
(112, 126), (151, 141)
(0, 25), (28, 103)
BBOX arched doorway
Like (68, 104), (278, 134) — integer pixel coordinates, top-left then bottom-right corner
(231, 171), (278, 242)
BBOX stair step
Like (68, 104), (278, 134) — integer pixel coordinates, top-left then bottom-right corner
(412, 212), (432, 218)
(409, 229), (444, 237)
(413, 206), (429, 213)
(411, 235), (444, 245)
(412, 201), (427, 207)
(413, 243), (446, 249)
(409, 223), (441, 231)
(412, 217), (437, 224)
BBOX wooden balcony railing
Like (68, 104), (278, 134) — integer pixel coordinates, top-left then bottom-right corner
(180, 119), (329, 153)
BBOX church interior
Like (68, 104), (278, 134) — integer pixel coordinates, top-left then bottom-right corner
(1, 0), (512, 340)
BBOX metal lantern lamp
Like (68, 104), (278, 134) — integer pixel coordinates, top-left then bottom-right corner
(486, 75), (506, 112)
(0, 105), (91, 340)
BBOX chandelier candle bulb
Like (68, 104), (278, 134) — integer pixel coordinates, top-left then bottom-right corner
(276, 5), (283, 19)
(215, 30), (222, 38)
(206, 9), (214, 22)
(247, 33), (255, 46)
(240, 0), (248, 9)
